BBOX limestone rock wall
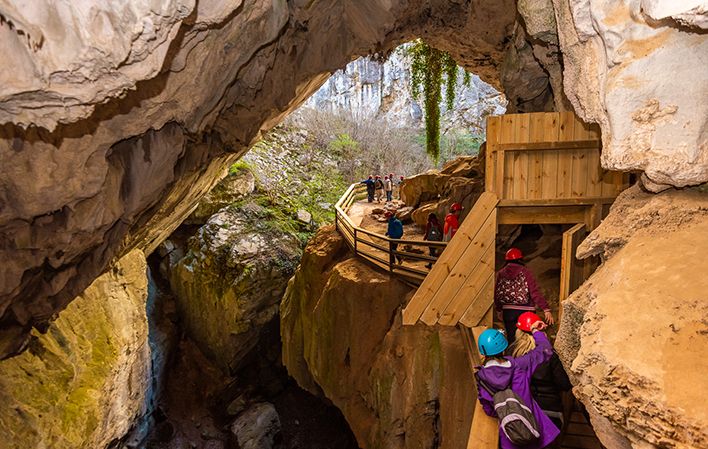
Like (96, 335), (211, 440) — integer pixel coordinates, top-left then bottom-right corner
(556, 186), (708, 448)
(0, 249), (150, 449)
(0, 0), (522, 358)
(554, 0), (708, 189)
(281, 226), (476, 449)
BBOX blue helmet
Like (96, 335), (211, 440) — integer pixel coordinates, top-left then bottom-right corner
(478, 328), (508, 356)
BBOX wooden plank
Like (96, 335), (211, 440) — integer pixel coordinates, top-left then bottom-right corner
(499, 115), (515, 198)
(511, 114), (531, 200)
(459, 275), (495, 328)
(528, 113), (547, 200)
(557, 113), (576, 198)
(566, 423), (597, 437)
(496, 140), (598, 151)
(466, 325), (499, 449)
(485, 116), (501, 193)
(437, 241), (495, 326)
(498, 197), (617, 207)
(586, 147), (603, 197)
(497, 206), (587, 225)
(559, 223), (585, 324)
(561, 434), (604, 449)
(570, 149), (588, 197)
(419, 213), (496, 325)
(403, 192), (499, 325)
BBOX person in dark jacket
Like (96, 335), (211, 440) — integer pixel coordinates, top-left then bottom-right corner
(374, 175), (385, 203)
(512, 312), (572, 442)
(385, 211), (404, 264)
(360, 175), (375, 202)
(423, 213), (442, 268)
(476, 321), (560, 449)
(495, 247), (553, 344)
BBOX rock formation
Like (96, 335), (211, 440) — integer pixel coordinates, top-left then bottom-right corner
(281, 226), (476, 449)
(0, 250), (151, 449)
(299, 46), (507, 130)
(0, 0), (554, 356)
(162, 201), (303, 373)
(556, 185), (708, 448)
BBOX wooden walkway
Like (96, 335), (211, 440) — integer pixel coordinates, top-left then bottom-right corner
(333, 111), (621, 449)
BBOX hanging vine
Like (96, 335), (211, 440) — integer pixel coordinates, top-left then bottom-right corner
(406, 40), (471, 162)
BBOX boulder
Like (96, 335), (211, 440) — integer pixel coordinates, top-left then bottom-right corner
(230, 402), (281, 449)
(440, 155), (484, 178)
(399, 172), (448, 208)
(556, 185), (708, 448)
(164, 203), (303, 373)
(395, 206), (414, 222)
(297, 209), (312, 224)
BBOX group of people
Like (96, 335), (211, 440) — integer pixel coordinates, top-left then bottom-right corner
(476, 248), (571, 449)
(361, 173), (405, 203)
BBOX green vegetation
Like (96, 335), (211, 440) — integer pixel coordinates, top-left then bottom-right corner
(406, 40), (471, 162)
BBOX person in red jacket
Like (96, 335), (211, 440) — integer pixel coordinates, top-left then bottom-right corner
(443, 202), (463, 241)
(495, 247), (554, 344)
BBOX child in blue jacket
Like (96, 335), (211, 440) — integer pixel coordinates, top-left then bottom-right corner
(476, 321), (560, 449)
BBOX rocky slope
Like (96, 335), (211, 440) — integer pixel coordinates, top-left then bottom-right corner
(5, 0), (706, 355)
(556, 185), (708, 448)
(281, 226), (476, 449)
(0, 250), (152, 449)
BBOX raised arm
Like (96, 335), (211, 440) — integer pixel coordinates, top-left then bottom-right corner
(514, 331), (554, 374)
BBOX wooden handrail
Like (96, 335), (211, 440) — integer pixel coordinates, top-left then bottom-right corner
(334, 182), (448, 285)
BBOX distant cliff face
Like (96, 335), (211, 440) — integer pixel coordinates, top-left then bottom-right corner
(300, 47), (507, 131)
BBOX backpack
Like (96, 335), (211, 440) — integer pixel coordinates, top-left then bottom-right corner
(427, 225), (442, 241)
(388, 219), (403, 239)
(496, 272), (530, 306)
(477, 375), (541, 445)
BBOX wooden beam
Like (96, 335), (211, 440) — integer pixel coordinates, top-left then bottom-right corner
(496, 139), (599, 151)
(498, 197), (617, 207)
(497, 206), (587, 225)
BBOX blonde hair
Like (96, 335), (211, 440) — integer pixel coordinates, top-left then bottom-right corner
(510, 329), (536, 358)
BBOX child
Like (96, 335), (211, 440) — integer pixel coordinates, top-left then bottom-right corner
(476, 321), (560, 449)
(511, 312), (572, 441)
(423, 213), (442, 269)
(494, 247), (553, 345)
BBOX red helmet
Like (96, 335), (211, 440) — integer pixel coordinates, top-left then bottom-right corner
(516, 312), (542, 332)
(400, 176), (404, 180)
(450, 202), (463, 212)
(384, 210), (394, 218)
(375, 175), (381, 179)
(389, 173), (394, 177)
(505, 247), (523, 261)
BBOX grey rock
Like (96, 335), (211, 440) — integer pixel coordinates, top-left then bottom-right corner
(230, 402), (281, 449)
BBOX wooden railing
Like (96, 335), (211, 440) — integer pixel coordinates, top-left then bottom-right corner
(334, 183), (448, 286)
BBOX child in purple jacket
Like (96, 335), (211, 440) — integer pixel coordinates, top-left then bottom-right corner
(476, 322), (561, 449)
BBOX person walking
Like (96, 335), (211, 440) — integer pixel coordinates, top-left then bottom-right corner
(384, 175), (393, 202)
(374, 175), (384, 203)
(476, 321), (561, 449)
(423, 213), (443, 268)
(495, 247), (553, 345)
(361, 175), (375, 202)
(397, 175), (405, 200)
(384, 211), (404, 265)
(443, 202), (464, 241)
(511, 312), (572, 444)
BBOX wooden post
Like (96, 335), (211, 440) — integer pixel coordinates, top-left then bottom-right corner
(465, 325), (499, 449)
(389, 239), (394, 272)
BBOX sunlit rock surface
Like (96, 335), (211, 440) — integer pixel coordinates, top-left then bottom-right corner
(556, 186), (708, 449)
(0, 250), (150, 449)
(555, 0), (708, 189)
(300, 48), (507, 130)
(281, 226), (476, 449)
